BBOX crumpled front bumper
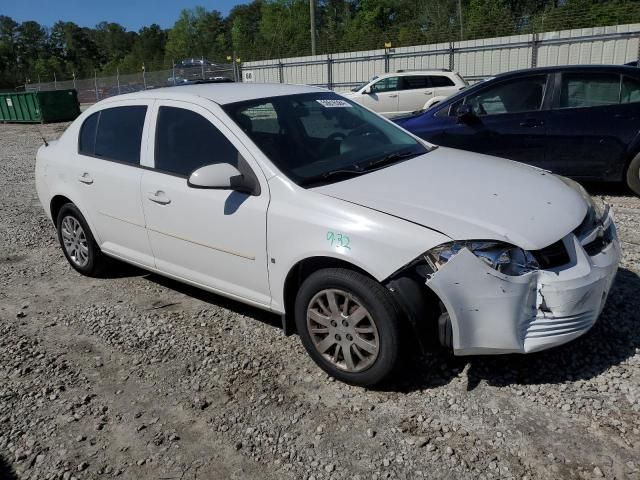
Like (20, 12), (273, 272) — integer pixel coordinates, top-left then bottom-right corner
(426, 214), (620, 355)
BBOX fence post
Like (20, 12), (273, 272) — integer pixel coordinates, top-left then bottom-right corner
(117, 68), (121, 94)
(72, 72), (76, 91)
(94, 70), (99, 101)
(449, 42), (455, 71)
(142, 64), (147, 89)
(327, 55), (333, 90)
(54, 73), (57, 90)
(278, 60), (284, 83)
(201, 56), (205, 80)
(172, 62), (177, 85)
(531, 33), (540, 68)
(37, 75), (41, 91)
(384, 46), (390, 73)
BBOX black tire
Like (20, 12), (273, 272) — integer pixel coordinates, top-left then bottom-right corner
(626, 152), (640, 196)
(294, 268), (402, 387)
(56, 203), (108, 276)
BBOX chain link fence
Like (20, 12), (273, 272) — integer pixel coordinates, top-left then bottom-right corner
(28, 64), (237, 104)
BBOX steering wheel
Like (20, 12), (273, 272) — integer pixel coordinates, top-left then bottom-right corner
(318, 132), (347, 159)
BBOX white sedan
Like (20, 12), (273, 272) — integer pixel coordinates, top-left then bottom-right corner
(35, 83), (620, 386)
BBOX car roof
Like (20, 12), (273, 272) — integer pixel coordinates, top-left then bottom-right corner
(493, 64), (640, 79)
(379, 70), (455, 77)
(101, 83), (327, 106)
(427, 64), (640, 111)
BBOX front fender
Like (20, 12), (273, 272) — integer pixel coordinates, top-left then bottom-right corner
(266, 176), (451, 312)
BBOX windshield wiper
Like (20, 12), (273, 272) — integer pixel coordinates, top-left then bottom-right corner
(302, 150), (425, 187)
(364, 150), (423, 169)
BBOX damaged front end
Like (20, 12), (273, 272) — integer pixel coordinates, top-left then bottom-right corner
(388, 205), (620, 356)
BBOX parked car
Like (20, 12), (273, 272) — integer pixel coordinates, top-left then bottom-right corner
(168, 58), (229, 85)
(342, 70), (467, 117)
(394, 65), (640, 195)
(35, 83), (619, 386)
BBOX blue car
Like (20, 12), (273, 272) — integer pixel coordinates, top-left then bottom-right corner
(394, 65), (640, 195)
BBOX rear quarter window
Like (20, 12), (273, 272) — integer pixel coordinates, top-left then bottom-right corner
(78, 112), (99, 156)
(430, 76), (455, 87)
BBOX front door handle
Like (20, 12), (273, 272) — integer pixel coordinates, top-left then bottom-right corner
(147, 191), (171, 205)
(614, 113), (634, 120)
(388, 94), (398, 98)
(519, 119), (544, 128)
(424, 91), (433, 95)
(78, 172), (93, 184)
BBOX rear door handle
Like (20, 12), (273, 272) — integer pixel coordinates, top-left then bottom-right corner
(78, 172), (93, 184)
(147, 191), (171, 205)
(424, 91), (433, 95)
(519, 119), (544, 128)
(614, 113), (634, 120)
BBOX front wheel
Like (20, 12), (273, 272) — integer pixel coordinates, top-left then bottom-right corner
(294, 268), (402, 387)
(626, 152), (640, 196)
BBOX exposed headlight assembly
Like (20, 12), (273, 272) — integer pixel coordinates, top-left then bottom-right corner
(424, 241), (540, 276)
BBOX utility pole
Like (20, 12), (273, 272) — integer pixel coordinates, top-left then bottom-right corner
(457, 0), (464, 42)
(310, 0), (317, 56)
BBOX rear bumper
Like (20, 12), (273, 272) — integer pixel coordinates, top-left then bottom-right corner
(426, 214), (620, 355)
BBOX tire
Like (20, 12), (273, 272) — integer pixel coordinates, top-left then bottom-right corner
(294, 268), (402, 387)
(56, 203), (108, 276)
(626, 152), (640, 196)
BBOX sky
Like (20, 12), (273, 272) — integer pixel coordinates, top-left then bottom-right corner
(1, 0), (245, 31)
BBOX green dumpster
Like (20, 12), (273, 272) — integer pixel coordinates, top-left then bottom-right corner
(0, 89), (80, 123)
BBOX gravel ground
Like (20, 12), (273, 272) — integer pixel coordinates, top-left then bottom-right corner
(1, 122), (639, 480)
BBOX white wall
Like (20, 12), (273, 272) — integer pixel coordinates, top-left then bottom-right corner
(242, 23), (640, 90)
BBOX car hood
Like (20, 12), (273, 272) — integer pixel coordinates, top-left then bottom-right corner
(312, 147), (588, 251)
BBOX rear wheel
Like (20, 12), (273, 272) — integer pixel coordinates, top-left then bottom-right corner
(626, 152), (640, 196)
(56, 203), (108, 276)
(294, 268), (402, 387)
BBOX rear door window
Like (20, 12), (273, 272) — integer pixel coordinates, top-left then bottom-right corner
(401, 76), (430, 90)
(621, 76), (640, 104)
(154, 106), (238, 176)
(92, 106), (147, 164)
(558, 73), (621, 108)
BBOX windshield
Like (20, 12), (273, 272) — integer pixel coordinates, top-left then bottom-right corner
(223, 92), (429, 187)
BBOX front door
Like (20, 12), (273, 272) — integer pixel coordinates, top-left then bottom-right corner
(362, 76), (401, 115)
(140, 101), (271, 307)
(430, 74), (550, 166)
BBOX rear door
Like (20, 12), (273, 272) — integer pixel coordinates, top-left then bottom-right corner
(75, 102), (155, 267)
(429, 74), (460, 102)
(546, 71), (640, 180)
(398, 75), (431, 113)
(428, 74), (550, 166)
(362, 76), (400, 115)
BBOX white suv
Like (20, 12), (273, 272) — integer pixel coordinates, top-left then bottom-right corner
(35, 83), (619, 387)
(343, 70), (467, 117)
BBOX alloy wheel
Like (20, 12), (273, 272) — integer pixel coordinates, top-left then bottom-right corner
(306, 289), (380, 372)
(60, 216), (90, 267)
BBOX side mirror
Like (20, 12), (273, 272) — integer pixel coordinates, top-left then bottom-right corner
(363, 86), (372, 95)
(456, 104), (476, 124)
(188, 163), (258, 195)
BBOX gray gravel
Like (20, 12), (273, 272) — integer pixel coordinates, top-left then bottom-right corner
(1, 122), (639, 480)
